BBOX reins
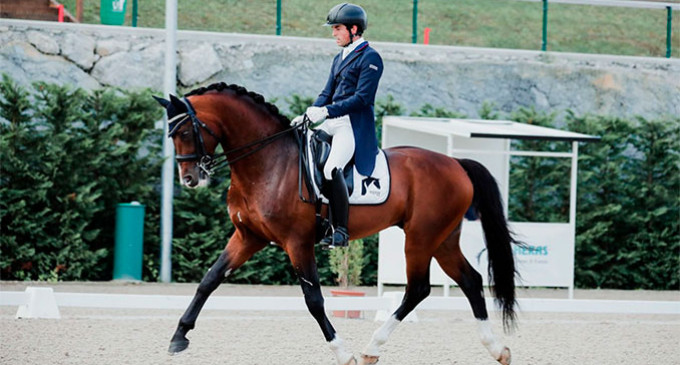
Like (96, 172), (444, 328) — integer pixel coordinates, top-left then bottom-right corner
(296, 117), (318, 204)
(168, 97), (303, 176)
(222, 124), (301, 165)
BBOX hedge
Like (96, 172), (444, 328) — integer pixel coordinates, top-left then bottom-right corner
(1, 76), (677, 289)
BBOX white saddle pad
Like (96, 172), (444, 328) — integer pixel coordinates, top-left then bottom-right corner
(306, 131), (390, 205)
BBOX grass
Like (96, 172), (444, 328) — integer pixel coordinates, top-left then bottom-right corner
(60, 0), (679, 58)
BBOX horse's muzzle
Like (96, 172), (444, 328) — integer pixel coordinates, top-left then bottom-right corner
(180, 165), (209, 188)
(182, 174), (197, 187)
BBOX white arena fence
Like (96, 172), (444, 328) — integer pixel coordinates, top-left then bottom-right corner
(1, 287), (678, 320)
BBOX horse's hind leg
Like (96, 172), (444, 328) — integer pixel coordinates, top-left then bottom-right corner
(434, 228), (511, 365)
(168, 230), (266, 354)
(361, 238), (433, 364)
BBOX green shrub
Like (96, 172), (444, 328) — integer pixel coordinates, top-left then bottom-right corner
(329, 239), (364, 288)
(284, 94), (315, 117)
(507, 108), (571, 223)
(2, 75), (676, 289)
(0, 75), (163, 280)
(567, 113), (679, 289)
(506, 108), (679, 289)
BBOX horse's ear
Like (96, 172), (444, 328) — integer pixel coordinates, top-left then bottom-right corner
(169, 94), (187, 112)
(153, 95), (170, 108)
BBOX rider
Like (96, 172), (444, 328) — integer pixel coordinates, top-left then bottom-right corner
(294, 3), (384, 248)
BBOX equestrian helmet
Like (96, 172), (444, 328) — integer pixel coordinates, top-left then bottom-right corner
(324, 3), (367, 34)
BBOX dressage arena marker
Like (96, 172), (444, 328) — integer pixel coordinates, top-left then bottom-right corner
(1, 287), (678, 319)
(12, 287), (61, 319)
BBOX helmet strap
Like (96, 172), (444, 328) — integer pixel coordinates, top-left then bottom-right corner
(344, 24), (355, 47)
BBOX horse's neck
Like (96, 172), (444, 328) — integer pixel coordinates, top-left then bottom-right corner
(227, 136), (297, 197)
(217, 100), (295, 189)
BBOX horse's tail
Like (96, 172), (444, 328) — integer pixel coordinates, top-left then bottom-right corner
(458, 158), (518, 331)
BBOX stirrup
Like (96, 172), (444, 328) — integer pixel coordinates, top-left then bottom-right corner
(320, 226), (349, 249)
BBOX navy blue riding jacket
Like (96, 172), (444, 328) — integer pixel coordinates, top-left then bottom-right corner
(313, 41), (383, 176)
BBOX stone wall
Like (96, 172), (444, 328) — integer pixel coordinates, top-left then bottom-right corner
(1, 19), (678, 119)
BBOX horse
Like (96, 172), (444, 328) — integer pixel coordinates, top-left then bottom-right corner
(154, 82), (518, 365)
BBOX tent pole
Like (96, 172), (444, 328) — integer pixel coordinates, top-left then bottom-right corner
(568, 141), (579, 299)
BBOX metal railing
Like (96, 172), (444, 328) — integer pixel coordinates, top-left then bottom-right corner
(273, 0), (424, 42)
(269, 1), (676, 57)
(516, 0), (679, 58)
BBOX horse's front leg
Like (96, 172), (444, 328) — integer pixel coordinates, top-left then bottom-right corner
(168, 230), (265, 354)
(288, 244), (357, 365)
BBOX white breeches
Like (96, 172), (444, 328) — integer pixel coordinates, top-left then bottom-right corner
(317, 115), (355, 180)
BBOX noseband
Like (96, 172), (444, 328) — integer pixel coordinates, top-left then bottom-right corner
(167, 97), (225, 176)
(167, 97), (302, 176)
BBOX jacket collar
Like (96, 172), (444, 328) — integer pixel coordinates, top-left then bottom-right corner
(342, 38), (366, 59)
(334, 41), (369, 78)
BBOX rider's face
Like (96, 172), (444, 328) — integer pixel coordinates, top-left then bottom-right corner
(332, 24), (352, 47)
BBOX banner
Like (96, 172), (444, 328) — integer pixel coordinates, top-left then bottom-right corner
(378, 221), (575, 288)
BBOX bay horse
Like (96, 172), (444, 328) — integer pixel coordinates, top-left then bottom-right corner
(154, 82), (518, 365)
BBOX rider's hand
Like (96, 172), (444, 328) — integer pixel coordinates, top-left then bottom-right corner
(305, 106), (328, 123)
(291, 115), (306, 127)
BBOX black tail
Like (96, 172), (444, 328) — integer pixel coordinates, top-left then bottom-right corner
(458, 158), (519, 331)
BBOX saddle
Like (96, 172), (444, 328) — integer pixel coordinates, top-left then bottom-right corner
(297, 127), (390, 206)
(296, 127), (391, 243)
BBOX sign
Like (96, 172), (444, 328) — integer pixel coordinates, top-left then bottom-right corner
(378, 221), (575, 289)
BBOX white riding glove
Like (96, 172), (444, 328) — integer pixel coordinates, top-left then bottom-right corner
(291, 115), (305, 127)
(305, 106), (329, 124)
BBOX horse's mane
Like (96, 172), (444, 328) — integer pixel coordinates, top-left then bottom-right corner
(185, 82), (291, 126)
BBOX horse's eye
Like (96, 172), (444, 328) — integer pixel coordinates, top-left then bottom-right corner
(181, 130), (191, 138)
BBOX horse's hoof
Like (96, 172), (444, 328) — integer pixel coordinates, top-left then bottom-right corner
(168, 338), (190, 355)
(497, 346), (511, 365)
(359, 354), (380, 365)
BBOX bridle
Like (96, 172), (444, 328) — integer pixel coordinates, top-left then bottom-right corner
(167, 97), (302, 176)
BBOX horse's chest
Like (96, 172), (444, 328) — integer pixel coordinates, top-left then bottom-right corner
(228, 191), (279, 227)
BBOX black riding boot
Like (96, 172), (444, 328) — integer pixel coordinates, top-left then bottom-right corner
(320, 168), (350, 248)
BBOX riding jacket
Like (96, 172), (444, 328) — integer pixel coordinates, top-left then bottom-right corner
(313, 41), (383, 176)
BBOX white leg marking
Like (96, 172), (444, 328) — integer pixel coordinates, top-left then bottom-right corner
(478, 319), (504, 359)
(363, 315), (401, 357)
(329, 335), (354, 365)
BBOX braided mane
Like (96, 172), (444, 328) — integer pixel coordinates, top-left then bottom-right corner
(185, 82), (291, 126)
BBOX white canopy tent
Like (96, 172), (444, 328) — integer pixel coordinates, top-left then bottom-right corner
(378, 117), (599, 299)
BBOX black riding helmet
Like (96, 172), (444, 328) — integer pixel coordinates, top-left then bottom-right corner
(324, 3), (367, 36)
